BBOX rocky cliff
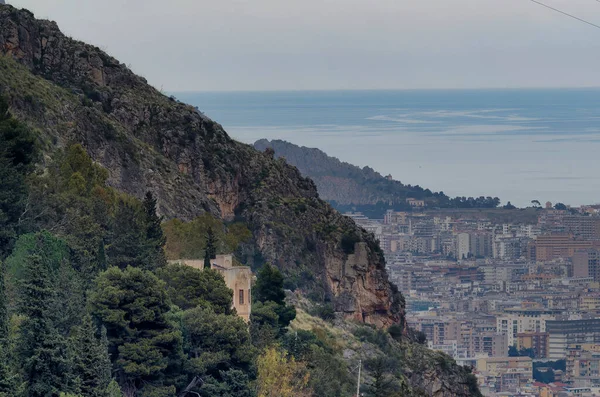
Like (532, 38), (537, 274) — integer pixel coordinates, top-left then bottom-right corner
(0, 5), (402, 327)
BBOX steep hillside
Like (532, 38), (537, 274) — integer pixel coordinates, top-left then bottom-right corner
(255, 139), (501, 217)
(254, 139), (447, 209)
(0, 4), (402, 327)
(0, 6), (481, 395)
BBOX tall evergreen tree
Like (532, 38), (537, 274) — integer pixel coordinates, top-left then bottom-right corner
(106, 199), (146, 270)
(142, 191), (166, 269)
(251, 264), (296, 343)
(97, 238), (107, 272)
(18, 254), (79, 397)
(71, 315), (112, 397)
(204, 227), (217, 269)
(254, 264), (286, 305)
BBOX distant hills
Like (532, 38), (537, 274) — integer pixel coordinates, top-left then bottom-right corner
(254, 139), (501, 217)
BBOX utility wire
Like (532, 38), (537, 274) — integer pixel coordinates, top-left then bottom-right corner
(529, 0), (600, 30)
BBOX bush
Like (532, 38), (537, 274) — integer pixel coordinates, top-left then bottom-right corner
(311, 303), (335, 321)
(341, 231), (360, 254)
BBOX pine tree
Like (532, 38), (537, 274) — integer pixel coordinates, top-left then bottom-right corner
(142, 191), (166, 269)
(18, 254), (79, 397)
(71, 315), (112, 397)
(254, 264), (286, 305)
(204, 227), (217, 269)
(90, 267), (183, 396)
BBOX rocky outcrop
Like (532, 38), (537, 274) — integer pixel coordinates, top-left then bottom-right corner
(0, 5), (403, 327)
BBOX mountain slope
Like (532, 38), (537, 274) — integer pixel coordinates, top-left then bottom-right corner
(0, 4), (401, 327)
(0, 6), (481, 395)
(254, 139), (448, 209)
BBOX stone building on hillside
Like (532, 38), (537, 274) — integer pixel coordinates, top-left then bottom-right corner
(171, 255), (252, 322)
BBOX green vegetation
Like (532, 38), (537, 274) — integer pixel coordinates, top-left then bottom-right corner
(256, 139), (502, 218)
(162, 215), (252, 260)
(0, 134), (365, 395)
(533, 360), (566, 384)
(0, 95), (38, 257)
(156, 263), (233, 313)
(0, 12), (483, 391)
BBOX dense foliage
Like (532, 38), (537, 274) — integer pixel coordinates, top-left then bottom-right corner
(0, 91), (481, 396)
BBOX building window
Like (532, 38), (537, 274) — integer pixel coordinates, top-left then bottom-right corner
(239, 289), (244, 305)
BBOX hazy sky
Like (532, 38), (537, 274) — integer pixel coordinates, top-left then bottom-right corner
(8, 0), (600, 91)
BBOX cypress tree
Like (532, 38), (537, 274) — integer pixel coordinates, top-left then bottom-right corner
(97, 238), (107, 272)
(204, 227), (217, 269)
(142, 191), (166, 269)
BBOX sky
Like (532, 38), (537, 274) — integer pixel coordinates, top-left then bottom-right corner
(8, 0), (600, 91)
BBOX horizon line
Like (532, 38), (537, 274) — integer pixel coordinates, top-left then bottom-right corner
(170, 86), (600, 94)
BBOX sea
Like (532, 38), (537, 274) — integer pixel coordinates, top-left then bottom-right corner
(175, 89), (600, 208)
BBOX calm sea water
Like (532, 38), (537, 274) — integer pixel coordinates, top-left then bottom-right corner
(175, 89), (600, 208)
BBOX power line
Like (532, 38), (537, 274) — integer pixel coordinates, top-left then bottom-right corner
(529, 0), (600, 30)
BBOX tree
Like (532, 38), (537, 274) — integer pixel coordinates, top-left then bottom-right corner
(249, 302), (280, 349)
(503, 201), (517, 210)
(0, 261), (7, 343)
(204, 227), (217, 269)
(254, 264), (285, 305)
(106, 199), (147, 270)
(18, 255), (79, 397)
(256, 347), (311, 397)
(71, 315), (112, 397)
(251, 264), (296, 345)
(0, 261), (16, 395)
(142, 191), (167, 269)
(90, 266), (183, 396)
(24, 145), (112, 276)
(6, 232), (84, 335)
(182, 306), (255, 380)
(0, 96), (38, 257)
(157, 263), (233, 313)
(554, 203), (567, 210)
(364, 356), (402, 397)
(531, 200), (541, 208)
(200, 369), (254, 397)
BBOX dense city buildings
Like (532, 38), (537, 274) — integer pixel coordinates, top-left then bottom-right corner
(347, 205), (600, 395)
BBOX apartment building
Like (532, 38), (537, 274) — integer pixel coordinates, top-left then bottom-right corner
(517, 332), (549, 358)
(547, 319), (600, 360)
(573, 249), (600, 281)
(497, 313), (552, 347)
(528, 235), (596, 262)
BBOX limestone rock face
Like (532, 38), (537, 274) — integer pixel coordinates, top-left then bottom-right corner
(0, 5), (404, 327)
